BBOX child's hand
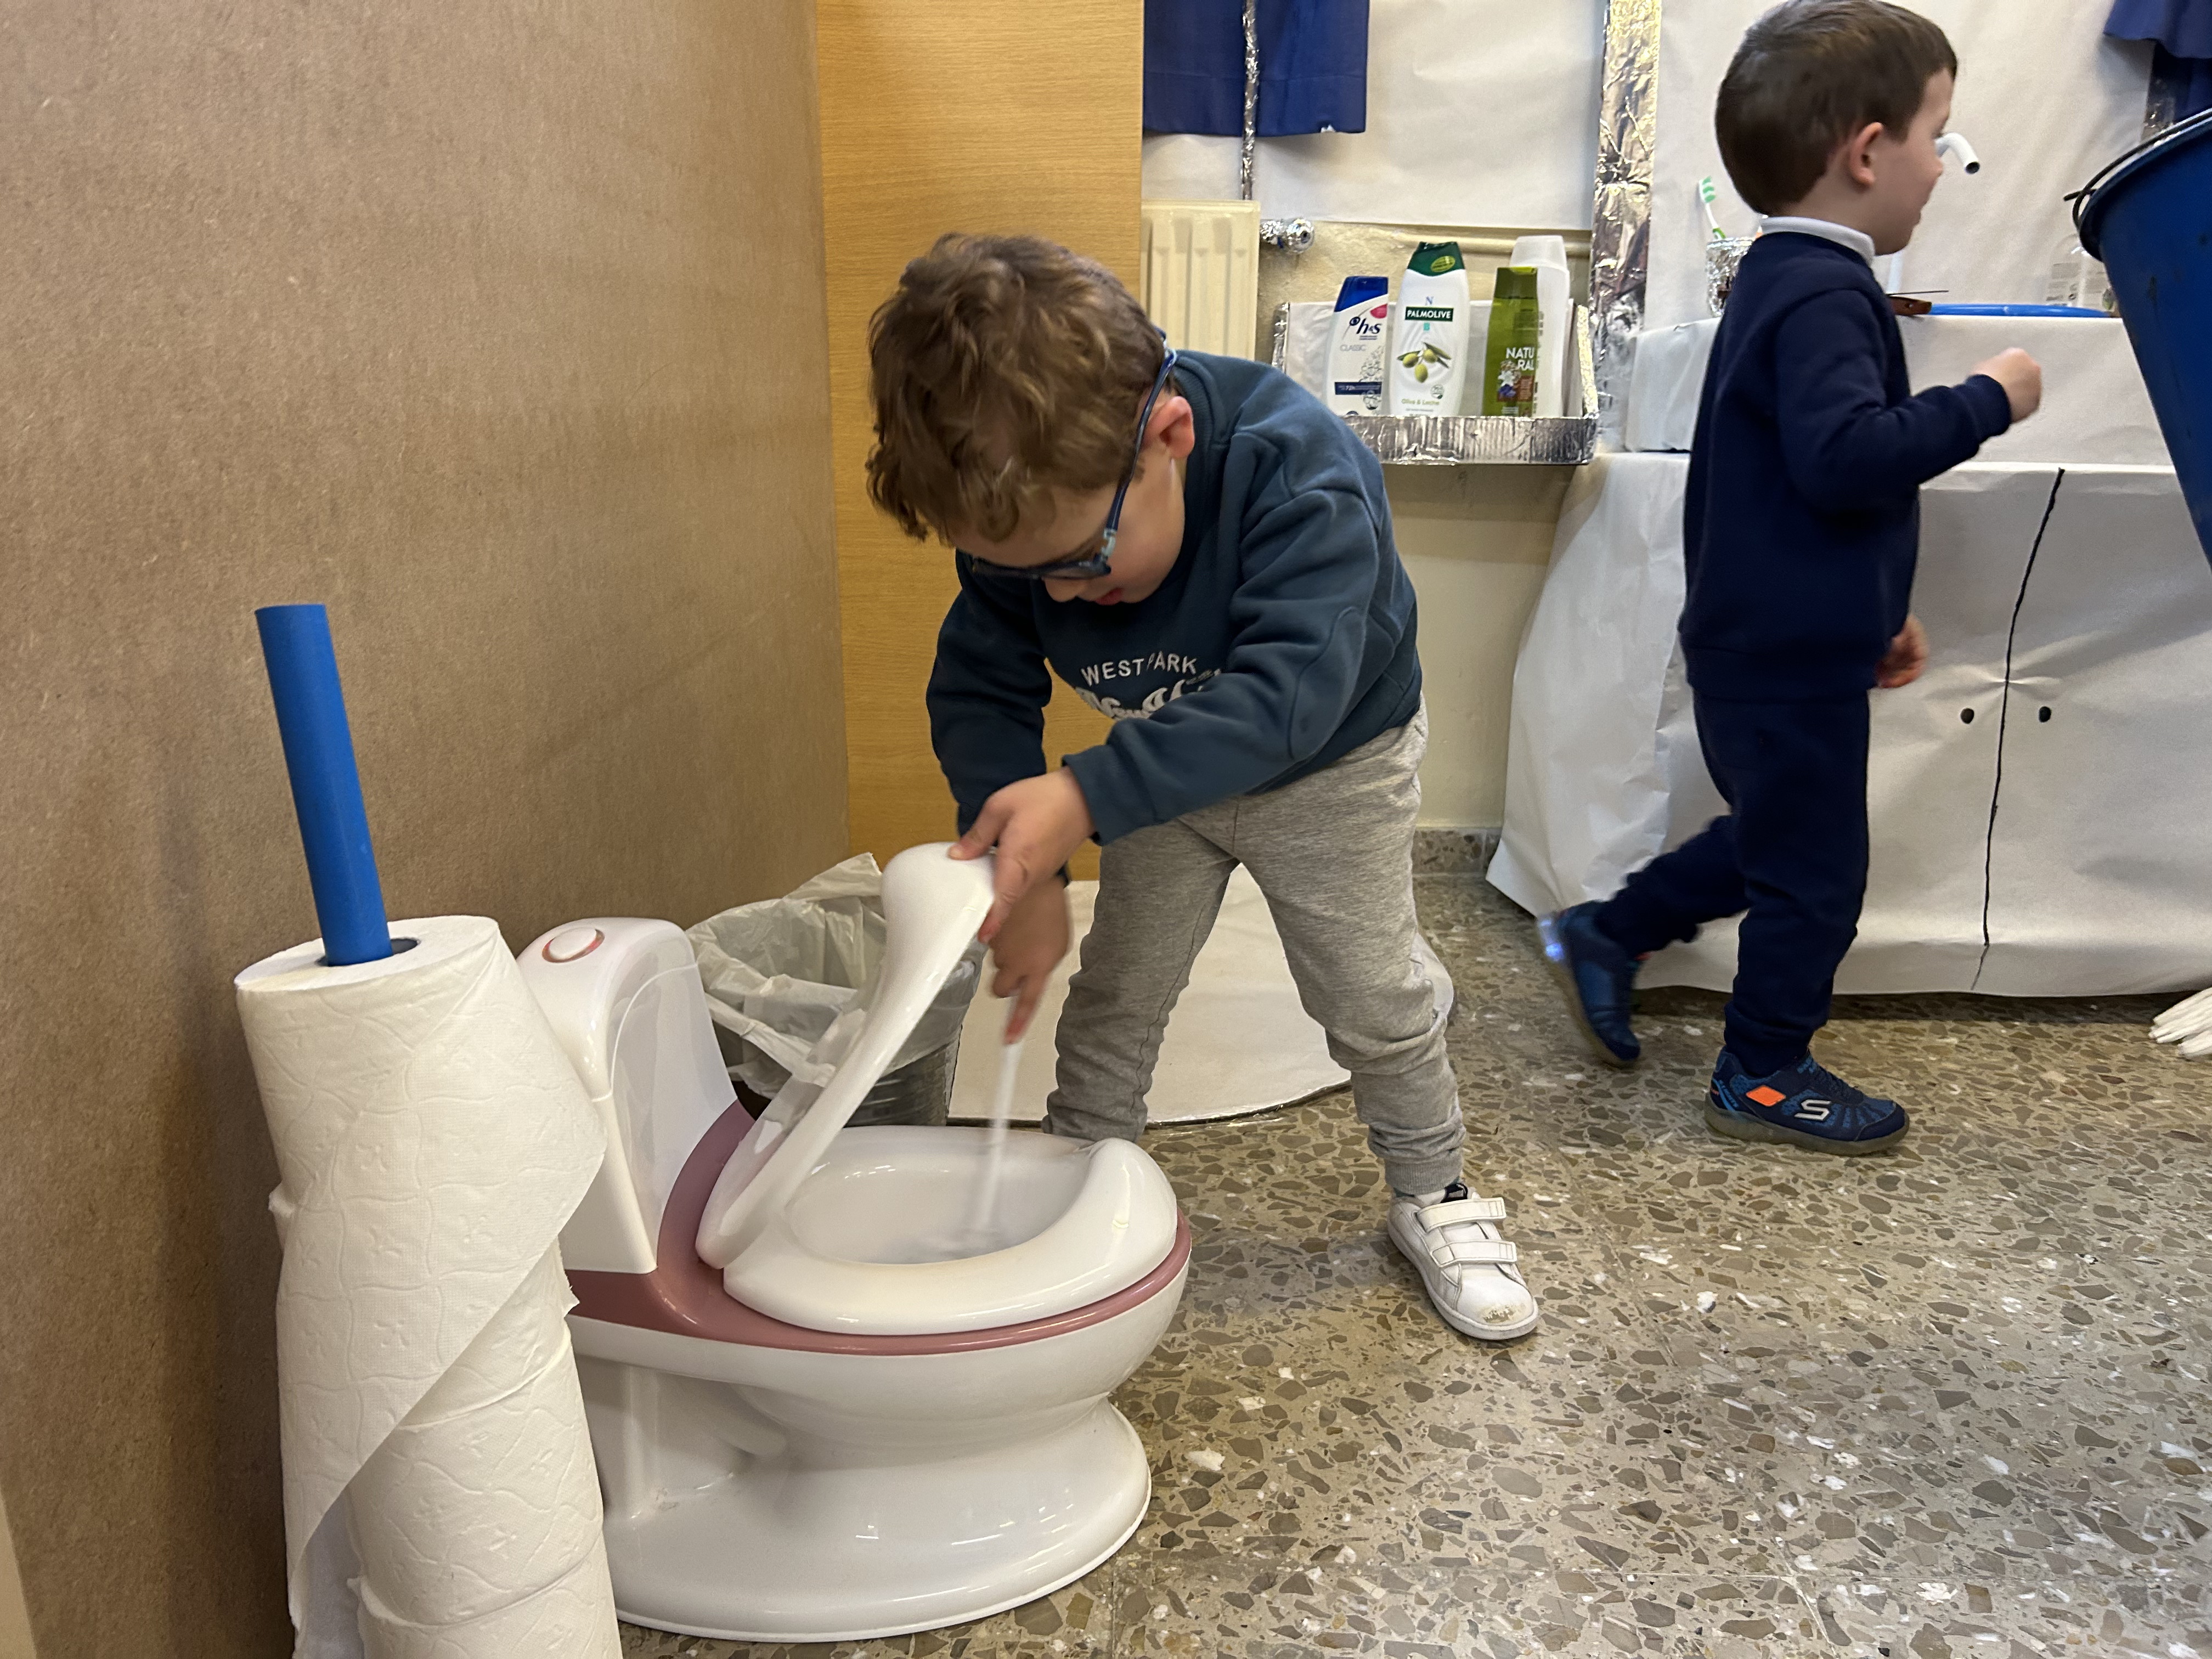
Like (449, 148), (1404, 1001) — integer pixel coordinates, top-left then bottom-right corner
(1876, 614), (1928, 689)
(1971, 348), (2042, 422)
(988, 881), (1072, 1040)
(950, 768), (1095, 943)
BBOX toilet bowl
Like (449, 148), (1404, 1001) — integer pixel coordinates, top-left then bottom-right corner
(517, 851), (1189, 1643)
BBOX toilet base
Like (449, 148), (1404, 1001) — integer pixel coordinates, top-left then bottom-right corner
(605, 1399), (1152, 1642)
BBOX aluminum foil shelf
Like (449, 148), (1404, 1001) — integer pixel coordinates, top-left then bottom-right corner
(1342, 411), (1598, 466)
(1272, 300), (1600, 465)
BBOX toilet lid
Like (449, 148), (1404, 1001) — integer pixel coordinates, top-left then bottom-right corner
(694, 845), (996, 1271)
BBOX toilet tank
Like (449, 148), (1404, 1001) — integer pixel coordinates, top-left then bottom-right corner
(517, 917), (737, 1273)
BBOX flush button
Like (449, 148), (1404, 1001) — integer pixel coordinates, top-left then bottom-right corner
(543, 926), (604, 963)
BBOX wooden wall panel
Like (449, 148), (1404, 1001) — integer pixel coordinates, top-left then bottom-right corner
(0, 4), (844, 1651)
(0, 1492), (31, 1659)
(815, 0), (1143, 873)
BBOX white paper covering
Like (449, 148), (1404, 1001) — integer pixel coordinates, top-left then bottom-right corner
(1142, 0), (1606, 230)
(1625, 314), (2171, 467)
(1491, 455), (2212, 997)
(1647, 3), (2152, 331)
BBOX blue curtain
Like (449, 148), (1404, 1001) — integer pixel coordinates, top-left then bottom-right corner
(2106, 0), (2212, 118)
(1143, 0), (1370, 137)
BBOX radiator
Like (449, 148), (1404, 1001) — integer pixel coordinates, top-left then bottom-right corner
(1138, 200), (1261, 359)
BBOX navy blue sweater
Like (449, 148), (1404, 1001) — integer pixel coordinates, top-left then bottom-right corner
(1682, 232), (2013, 699)
(927, 351), (1423, 844)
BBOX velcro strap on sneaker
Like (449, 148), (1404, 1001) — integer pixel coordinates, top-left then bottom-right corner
(1419, 1196), (1507, 1227)
(1429, 1238), (1519, 1267)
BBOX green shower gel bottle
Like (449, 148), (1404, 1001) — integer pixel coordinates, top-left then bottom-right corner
(1482, 266), (1541, 417)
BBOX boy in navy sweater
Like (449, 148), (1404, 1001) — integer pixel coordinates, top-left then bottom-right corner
(1543, 0), (2040, 1153)
(864, 234), (1538, 1340)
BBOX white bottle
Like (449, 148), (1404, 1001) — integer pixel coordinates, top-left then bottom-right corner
(1324, 275), (1392, 416)
(1510, 234), (1572, 417)
(1385, 242), (1472, 416)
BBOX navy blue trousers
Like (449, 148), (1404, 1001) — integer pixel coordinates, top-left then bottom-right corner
(1594, 692), (1871, 1076)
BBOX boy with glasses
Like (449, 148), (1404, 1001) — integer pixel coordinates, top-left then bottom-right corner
(865, 232), (1538, 1340)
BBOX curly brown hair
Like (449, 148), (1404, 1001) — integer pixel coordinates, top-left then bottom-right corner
(1716, 0), (1957, 215)
(866, 233), (1167, 544)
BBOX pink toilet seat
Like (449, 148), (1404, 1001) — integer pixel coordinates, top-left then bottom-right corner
(569, 1101), (1192, 1358)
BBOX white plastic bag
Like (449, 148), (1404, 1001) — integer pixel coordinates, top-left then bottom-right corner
(689, 854), (981, 1095)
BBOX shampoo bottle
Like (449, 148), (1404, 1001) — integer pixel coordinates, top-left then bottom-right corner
(1325, 275), (1392, 416)
(1509, 234), (1572, 417)
(1481, 267), (1541, 417)
(1385, 242), (1471, 415)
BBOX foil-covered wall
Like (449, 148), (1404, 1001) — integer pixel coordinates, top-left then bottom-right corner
(1588, 0), (1658, 443)
(1240, 0), (1260, 201)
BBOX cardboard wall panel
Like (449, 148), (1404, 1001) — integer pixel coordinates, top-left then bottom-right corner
(0, 4), (845, 1651)
(816, 0), (1144, 872)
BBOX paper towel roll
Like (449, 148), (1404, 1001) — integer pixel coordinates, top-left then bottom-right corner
(356, 1547), (623, 1659)
(347, 1252), (605, 1628)
(236, 916), (617, 1658)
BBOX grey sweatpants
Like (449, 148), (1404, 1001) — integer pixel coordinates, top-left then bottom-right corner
(1043, 707), (1464, 1197)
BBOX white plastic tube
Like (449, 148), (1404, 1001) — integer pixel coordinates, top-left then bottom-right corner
(1937, 131), (1982, 174)
(968, 1003), (1029, 1245)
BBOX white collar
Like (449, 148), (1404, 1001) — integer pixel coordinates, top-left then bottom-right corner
(1757, 216), (1877, 263)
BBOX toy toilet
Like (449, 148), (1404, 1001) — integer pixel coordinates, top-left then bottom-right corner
(517, 848), (1190, 1643)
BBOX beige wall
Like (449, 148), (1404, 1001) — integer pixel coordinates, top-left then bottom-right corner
(0, 5), (846, 1654)
(817, 0), (1142, 876)
(1387, 468), (1574, 827)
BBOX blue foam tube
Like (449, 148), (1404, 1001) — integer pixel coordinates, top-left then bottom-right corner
(255, 604), (394, 966)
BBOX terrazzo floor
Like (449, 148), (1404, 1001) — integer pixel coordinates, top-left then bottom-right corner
(621, 875), (2211, 1659)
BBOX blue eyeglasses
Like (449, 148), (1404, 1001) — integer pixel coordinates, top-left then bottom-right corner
(961, 347), (1179, 583)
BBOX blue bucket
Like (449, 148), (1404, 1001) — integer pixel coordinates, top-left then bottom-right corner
(2076, 110), (2212, 566)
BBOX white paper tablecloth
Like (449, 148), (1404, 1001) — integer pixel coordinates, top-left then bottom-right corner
(1491, 453), (2212, 997)
(1626, 315), (2170, 467)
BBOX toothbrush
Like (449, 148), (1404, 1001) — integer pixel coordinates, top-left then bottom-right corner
(966, 1001), (1027, 1246)
(1699, 177), (1725, 242)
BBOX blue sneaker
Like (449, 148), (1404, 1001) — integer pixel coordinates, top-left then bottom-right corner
(1537, 902), (1641, 1066)
(1706, 1051), (1909, 1155)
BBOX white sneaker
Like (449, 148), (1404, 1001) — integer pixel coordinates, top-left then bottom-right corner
(1388, 1181), (1539, 1341)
